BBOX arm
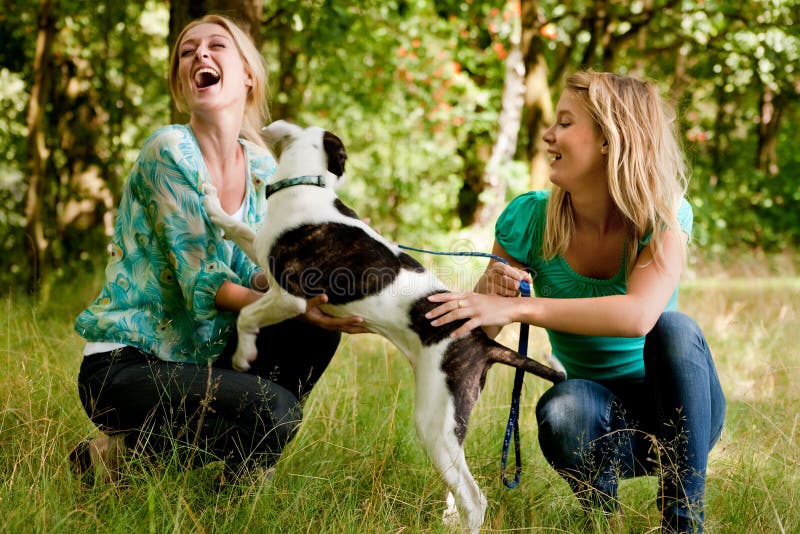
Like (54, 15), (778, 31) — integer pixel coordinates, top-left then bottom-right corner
(429, 229), (686, 338)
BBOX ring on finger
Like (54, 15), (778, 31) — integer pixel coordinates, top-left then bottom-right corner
(458, 300), (465, 309)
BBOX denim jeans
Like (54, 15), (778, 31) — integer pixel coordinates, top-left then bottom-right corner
(536, 311), (725, 533)
(78, 319), (340, 472)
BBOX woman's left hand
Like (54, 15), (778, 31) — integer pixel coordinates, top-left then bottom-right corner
(301, 294), (371, 334)
(426, 292), (518, 338)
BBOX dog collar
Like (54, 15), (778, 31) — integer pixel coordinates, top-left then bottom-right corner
(265, 175), (326, 199)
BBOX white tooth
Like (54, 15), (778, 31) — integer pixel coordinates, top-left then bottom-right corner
(195, 68), (220, 83)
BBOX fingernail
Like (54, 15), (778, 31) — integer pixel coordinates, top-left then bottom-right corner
(424, 312), (431, 319)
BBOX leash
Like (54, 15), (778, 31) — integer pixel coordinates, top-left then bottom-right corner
(501, 280), (529, 489)
(396, 244), (531, 488)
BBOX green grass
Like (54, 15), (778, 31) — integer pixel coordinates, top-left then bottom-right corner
(1, 274), (798, 533)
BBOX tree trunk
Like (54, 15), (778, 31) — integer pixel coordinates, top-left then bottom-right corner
(757, 85), (783, 175)
(520, 0), (553, 191)
(471, 1), (527, 228)
(23, 0), (57, 294)
(168, 0), (263, 123)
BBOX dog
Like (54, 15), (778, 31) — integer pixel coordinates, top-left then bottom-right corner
(202, 120), (565, 532)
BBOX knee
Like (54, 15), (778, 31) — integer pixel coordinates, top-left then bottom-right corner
(645, 311), (709, 366)
(536, 380), (607, 466)
(242, 386), (303, 455)
(650, 311), (702, 345)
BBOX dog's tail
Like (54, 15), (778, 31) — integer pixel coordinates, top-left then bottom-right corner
(485, 338), (565, 384)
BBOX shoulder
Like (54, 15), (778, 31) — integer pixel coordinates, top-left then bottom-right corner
(497, 190), (550, 228)
(495, 190), (550, 265)
(140, 124), (193, 153)
(136, 124), (199, 169)
(130, 125), (201, 194)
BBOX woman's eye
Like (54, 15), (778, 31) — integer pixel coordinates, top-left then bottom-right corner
(559, 122), (570, 128)
(180, 49), (194, 57)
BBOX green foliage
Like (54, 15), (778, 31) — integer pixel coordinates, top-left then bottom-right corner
(1, 0), (799, 292)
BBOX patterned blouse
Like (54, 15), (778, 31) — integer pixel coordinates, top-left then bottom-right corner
(74, 124), (277, 363)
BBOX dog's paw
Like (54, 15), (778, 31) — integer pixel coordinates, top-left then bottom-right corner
(233, 353), (250, 373)
(232, 349), (257, 372)
(202, 186), (226, 222)
(441, 492), (461, 530)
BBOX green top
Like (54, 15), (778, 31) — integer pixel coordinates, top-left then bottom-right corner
(495, 190), (693, 381)
(74, 124), (277, 364)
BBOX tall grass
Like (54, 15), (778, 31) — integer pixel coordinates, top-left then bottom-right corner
(1, 273), (797, 533)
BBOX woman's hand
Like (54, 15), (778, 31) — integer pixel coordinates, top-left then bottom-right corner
(476, 261), (532, 297)
(300, 294), (371, 334)
(425, 292), (519, 339)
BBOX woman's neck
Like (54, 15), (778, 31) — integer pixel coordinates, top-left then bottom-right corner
(569, 191), (623, 238)
(189, 114), (244, 181)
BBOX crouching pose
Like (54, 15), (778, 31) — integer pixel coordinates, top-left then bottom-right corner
(428, 71), (725, 533)
(70, 15), (365, 483)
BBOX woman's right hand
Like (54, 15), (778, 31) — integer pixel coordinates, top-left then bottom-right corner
(301, 294), (371, 334)
(475, 260), (532, 297)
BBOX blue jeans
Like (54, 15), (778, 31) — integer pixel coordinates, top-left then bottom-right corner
(536, 312), (725, 533)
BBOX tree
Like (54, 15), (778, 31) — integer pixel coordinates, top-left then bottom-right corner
(23, 0), (57, 294)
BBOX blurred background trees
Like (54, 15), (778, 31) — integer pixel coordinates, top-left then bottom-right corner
(2, 0), (798, 294)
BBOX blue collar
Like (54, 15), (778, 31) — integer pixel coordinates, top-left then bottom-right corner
(265, 175), (326, 199)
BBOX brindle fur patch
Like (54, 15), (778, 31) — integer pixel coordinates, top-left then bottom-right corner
(408, 292), (468, 345)
(440, 334), (491, 444)
(270, 222), (409, 304)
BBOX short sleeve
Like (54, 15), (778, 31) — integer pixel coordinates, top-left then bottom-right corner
(678, 197), (693, 241)
(494, 190), (550, 266)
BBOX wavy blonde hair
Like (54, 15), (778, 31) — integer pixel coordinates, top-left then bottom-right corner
(168, 14), (269, 147)
(543, 70), (688, 277)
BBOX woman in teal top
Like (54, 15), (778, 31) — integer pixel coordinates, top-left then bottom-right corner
(71, 15), (364, 483)
(429, 71), (725, 533)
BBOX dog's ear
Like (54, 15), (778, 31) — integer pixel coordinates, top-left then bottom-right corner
(323, 131), (347, 177)
(261, 120), (303, 158)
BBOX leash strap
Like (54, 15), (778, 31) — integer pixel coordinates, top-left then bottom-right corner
(397, 244), (510, 265)
(396, 243), (532, 489)
(501, 280), (529, 489)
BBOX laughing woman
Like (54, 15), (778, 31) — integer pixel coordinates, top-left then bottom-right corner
(71, 15), (365, 483)
(428, 71), (725, 533)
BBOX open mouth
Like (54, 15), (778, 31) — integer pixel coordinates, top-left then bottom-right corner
(194, 67), (220, 88)
(549, 152), (562, 162)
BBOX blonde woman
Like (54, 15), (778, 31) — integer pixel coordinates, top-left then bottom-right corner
(429, 71), (725, 533)
(71, 15), (364, 483)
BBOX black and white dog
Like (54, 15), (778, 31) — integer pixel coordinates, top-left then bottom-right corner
(203, 121), (565, 532)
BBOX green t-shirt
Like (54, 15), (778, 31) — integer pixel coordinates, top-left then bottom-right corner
(495, 190), (693, 381)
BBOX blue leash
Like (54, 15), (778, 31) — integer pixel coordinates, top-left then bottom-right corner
(397, 244), (530, 489)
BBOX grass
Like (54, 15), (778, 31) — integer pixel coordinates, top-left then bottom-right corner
(1, 269), (798, 533)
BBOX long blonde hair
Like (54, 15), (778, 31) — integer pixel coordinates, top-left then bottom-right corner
(168, 14), (269, 146)
(543, 71), (688, 277)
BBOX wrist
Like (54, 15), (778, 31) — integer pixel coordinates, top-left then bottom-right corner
(513, 295), (534, 325)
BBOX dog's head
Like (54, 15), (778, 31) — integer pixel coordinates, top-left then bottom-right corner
(261, 120), (347, 187)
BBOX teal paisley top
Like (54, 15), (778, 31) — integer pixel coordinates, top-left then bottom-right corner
(74, 125), (277, 363)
